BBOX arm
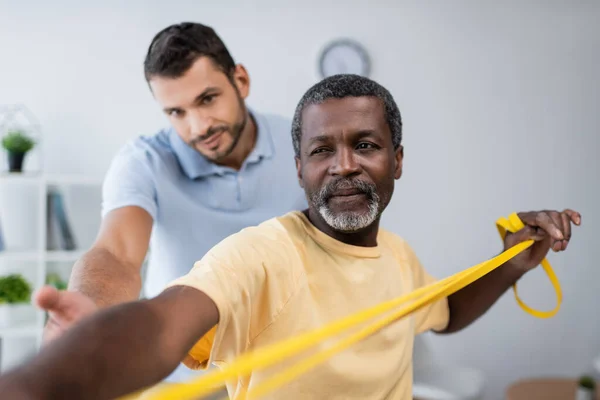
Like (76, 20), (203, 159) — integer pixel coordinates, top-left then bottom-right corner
(68, 206), (153, 307)
(0, 286), (218, 400)
(39, 206), (153, 344)
(437, 209), (581, 334)
(437, 263), (524, 333)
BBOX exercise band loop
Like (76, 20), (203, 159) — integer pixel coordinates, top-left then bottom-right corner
(134, 212), (562, 400)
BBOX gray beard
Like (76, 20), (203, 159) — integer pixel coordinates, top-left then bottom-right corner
(310, 178), (381, 233)
(318, 198), (380, 232)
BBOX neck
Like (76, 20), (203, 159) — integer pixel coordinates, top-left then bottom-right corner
(304, 208), (380, 247)
(217, 110), (257, 170)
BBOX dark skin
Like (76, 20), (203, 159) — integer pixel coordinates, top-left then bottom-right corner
(441, 208), (580, 333)
(297, 96), (402, 248)
(0, 96), (581, 399)
(295, 96), (581, 333)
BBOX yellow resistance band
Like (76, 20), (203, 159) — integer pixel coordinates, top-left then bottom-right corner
(137, 213), (562, 400)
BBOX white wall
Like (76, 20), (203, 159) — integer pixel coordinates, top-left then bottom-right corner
(1, 0), (599, 398)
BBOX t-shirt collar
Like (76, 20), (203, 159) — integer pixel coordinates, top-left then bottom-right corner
(293, 211), (382, 258)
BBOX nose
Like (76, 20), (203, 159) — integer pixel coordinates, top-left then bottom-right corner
(330, 147), (361, 177)
(188, 109), (212, 138)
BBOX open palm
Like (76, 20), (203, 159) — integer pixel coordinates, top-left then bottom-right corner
(34, 286), (98, 345)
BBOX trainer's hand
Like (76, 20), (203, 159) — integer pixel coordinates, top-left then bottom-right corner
(503, 209), (582, 273)
(34, 285), (98, 345)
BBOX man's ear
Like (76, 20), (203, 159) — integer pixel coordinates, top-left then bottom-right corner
(394, 145), (403, 180)
(232, 64), (250, 99)
(295, 156), (304, 188)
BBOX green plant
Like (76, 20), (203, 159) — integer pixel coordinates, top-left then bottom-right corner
(1, 130), (35, 154)
(46, 272), (67, 291)
(0, 274), (32, 304)
(579, 375), (596, 390)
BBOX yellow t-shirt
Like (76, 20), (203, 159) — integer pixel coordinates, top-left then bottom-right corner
(167, 211), (449, 400)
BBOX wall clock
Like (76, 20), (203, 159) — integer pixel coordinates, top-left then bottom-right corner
(318, 39), (371, 78)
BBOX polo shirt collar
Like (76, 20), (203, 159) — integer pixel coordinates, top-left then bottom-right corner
(169, 109), (274, 179)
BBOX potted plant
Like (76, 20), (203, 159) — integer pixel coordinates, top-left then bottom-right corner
(576, 375), (596, 400)
(46, 272), (67, 291)
(0, 274), (33, 328)
(1, 130), (36, 172)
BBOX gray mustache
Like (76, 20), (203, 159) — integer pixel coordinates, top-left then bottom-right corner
(318, 178), (377, 201)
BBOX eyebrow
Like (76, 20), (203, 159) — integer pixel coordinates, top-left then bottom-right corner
(354, 129), (379, 139)
(162, 87), (220, 113)
(307, 135), (330, 146)
(306, 130), (379, 145)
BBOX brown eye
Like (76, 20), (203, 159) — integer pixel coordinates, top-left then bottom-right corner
(311, 147), (330, 155)
(356, 142), (377, 150)
(202, 95), (216, 105)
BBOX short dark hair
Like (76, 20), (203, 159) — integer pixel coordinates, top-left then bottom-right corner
(143, 22), (236, 81)
(291, 74), (403, 157)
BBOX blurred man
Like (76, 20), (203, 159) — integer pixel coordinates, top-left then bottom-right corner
(0, 74), (581, 400)
(40, 22), (306, 383)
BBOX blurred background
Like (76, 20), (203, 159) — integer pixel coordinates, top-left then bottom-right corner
(0, 0), (598, 399)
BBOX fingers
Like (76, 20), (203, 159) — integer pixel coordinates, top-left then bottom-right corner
(547, 211), (566, 251)
(34, 285), (91, 321)
(563, 208), (582, 225)
(560, 212), (571, 250)
(33, 285), (61, 311)
(518, 209), (582, 252)
(533, 212), (564, 241)
(41, 318), (63, 346)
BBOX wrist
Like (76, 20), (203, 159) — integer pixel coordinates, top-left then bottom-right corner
(499, 261), (527, 284)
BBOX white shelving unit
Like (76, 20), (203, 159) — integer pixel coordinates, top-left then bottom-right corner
(0, 172), (103, 369)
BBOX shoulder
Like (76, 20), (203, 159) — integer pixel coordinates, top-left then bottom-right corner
(109, 128), (177, 170)
(377, 228), (419, 264)
(252, 110), (293, 145)
(204, 215), (297, 265)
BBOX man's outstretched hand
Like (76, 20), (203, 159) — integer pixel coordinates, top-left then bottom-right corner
(503, 209), (582, 273)
(34, 286), (98, 345)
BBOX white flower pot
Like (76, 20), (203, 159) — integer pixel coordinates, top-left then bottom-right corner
(0, 303), (35, 328)
(575, 387), (595, 400)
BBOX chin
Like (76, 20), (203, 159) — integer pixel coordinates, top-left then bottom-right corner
(198, 142), (235, 161)
(319, 208), (378, 233)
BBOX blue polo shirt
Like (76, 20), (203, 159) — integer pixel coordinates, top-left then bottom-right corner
(101, 110), (307, 299)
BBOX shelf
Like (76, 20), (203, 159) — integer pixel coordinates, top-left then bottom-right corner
(0, 250), (39, 262)
(45, 174), (104, 186)
(0, 249), (85, 263)
(0, 172), (42, 185)
(0, 173), (103, 186)
(0, 324), (39, 338)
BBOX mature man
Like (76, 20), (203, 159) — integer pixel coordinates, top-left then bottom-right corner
(0, 74), (580, 400)
(44, 22), (305, 381)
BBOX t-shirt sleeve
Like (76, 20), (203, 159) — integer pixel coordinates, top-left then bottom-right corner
(402, 241), (450, 334)
(101, 140), (158, 220)
(164, 230), (275, 370)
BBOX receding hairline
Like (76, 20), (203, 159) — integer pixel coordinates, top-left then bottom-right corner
(298, 96), (392, 145)
(291, 74), (403, 157)
(301, 94), (387, 110)
(299, 94), (389, 128)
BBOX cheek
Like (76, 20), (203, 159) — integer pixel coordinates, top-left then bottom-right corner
(379, 174), (396, 204)
(301, 164), (327, 194)
(216, 93), (243, 123)
(364, 158), (395, 194)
